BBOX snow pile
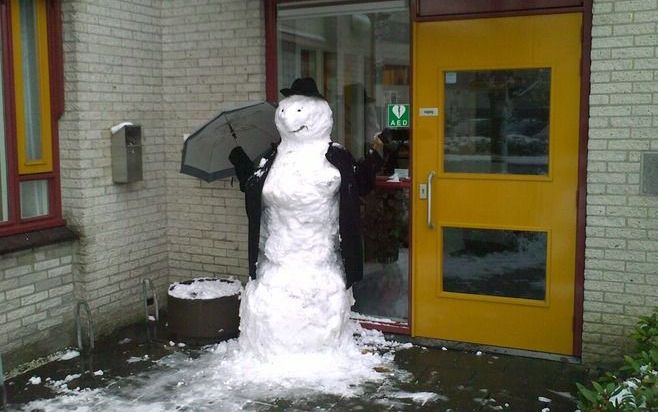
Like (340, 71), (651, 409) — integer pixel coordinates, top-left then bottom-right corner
(17, 327), (430, 411)
(168, 277), (242, 300)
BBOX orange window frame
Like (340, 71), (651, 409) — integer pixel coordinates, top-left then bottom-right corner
(0, 0), (64, 237)
(11, 0), (53, 175)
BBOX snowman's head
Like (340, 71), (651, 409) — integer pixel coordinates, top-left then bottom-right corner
(275, 94), (333, 144)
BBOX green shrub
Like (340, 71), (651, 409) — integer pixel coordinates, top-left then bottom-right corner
(576, 308), (658, 411)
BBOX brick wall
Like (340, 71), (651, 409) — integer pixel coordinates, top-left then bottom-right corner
(584, 0), (658, 363)
(0, 243), (75, 370)
(162, 0), (264, 284)
(59, 0), (168, 335)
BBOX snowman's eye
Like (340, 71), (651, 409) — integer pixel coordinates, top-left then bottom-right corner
(297, 109), (302, 112)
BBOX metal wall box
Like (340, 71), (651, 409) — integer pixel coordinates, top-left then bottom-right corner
(111, 125), (142, 183)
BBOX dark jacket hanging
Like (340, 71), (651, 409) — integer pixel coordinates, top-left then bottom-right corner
(229, 142), (382, 289)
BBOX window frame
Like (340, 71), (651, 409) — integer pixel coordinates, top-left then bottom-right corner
(0, 0), (64, 238)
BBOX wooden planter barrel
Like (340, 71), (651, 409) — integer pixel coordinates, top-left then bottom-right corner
(167, 278), (240, 344)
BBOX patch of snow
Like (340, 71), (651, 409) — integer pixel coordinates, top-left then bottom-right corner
(388, 391), (444, 405)
(126, 355), (149, 364)
(476, 351), (483, 356)
(63, 374), (81, 384)
(59, 350), (80, 361)
(538, 396), (552, 403)
(93, 370), (103, 376)
(350, 311), (395, 324)
(28, 376), (41, 385)
(148, 315), (156, 321)
(168, 277), (242, 300)
(609, 377), (640, 407)
(118, 338), (131, 345)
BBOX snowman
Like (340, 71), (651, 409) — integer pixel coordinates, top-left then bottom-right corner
(229, 78), (382, 359)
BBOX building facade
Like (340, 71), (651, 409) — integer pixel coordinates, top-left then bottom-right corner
(0, 0), (656, 370)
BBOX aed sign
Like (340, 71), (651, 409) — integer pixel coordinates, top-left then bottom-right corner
(387, 104), (410, 128)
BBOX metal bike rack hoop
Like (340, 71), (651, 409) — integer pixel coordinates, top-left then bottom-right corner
(75, 300), (95, 351)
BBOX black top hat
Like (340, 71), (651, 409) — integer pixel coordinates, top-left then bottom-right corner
(280, 77), (324, 99)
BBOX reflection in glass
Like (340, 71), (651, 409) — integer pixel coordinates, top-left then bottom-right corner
(444, 69), (550, 175)
(278, 1), (410, 159)
(20, 180), (49, 218)
(443, 227), (547, 300)
(353, 185), (409, 321)
(277, 1), (410, 322)
(20, 0), (43, 161)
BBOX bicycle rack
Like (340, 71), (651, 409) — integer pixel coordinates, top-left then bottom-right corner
(142, 278), (159, 322)
(75, 301), (95, 352)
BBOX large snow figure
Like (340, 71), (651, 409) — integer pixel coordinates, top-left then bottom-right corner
(229, 78), (382, 359)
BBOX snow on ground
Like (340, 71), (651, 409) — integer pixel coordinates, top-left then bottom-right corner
(58, 350), (80, 361)
(15, 327), (439, 412)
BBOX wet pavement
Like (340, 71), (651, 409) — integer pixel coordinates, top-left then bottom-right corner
(2, 321), (591, 411)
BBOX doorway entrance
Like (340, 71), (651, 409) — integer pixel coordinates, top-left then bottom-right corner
(412, 13), (582, 354)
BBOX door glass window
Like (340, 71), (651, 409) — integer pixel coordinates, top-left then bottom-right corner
(442, 227), (547, 300)
(444, 68), (550, 175)
(277, 1), (410, 323)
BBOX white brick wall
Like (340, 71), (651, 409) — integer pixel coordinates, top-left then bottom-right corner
(0, 243), (75, 370)
(162, 0), (264, 283)
(59, 0), (169, 335)
(584, 0), (658, 363)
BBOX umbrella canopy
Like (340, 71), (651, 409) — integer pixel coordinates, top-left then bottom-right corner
(180, 102), (280, 182)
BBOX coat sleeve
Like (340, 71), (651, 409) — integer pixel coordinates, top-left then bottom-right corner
(228, 146), (253, 192)
(355, 148), (384, 196)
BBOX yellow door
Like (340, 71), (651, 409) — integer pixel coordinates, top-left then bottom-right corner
(412, 13), (581, 355)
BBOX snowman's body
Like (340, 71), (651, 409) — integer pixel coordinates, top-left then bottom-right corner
(238, 95), (355, 359)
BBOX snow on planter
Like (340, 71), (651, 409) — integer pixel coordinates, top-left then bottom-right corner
(168, 277), (242, 300)
(167, 277), (242, 343)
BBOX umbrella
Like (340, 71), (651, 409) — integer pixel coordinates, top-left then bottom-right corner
(180, 102), (280, 182)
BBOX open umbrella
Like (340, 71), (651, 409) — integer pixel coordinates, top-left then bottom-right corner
(180, 102), (280, 182)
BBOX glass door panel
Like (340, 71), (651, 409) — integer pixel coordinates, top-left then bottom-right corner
(443, 227), (547, 300)
(277, 1), (411, 323)
(444, 68), (550, 175)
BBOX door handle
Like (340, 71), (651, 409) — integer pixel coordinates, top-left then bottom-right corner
(427, 171), (436, 229)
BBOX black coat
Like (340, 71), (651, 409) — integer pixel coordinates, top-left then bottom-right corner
(229, 142), (382, 289)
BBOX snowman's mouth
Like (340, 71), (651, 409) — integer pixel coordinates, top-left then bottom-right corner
(290, 125), (307, 133)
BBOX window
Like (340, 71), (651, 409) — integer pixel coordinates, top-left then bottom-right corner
(0, 0), (63, 237)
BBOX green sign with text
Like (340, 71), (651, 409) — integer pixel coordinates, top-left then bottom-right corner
(387, 104), (409, 128)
